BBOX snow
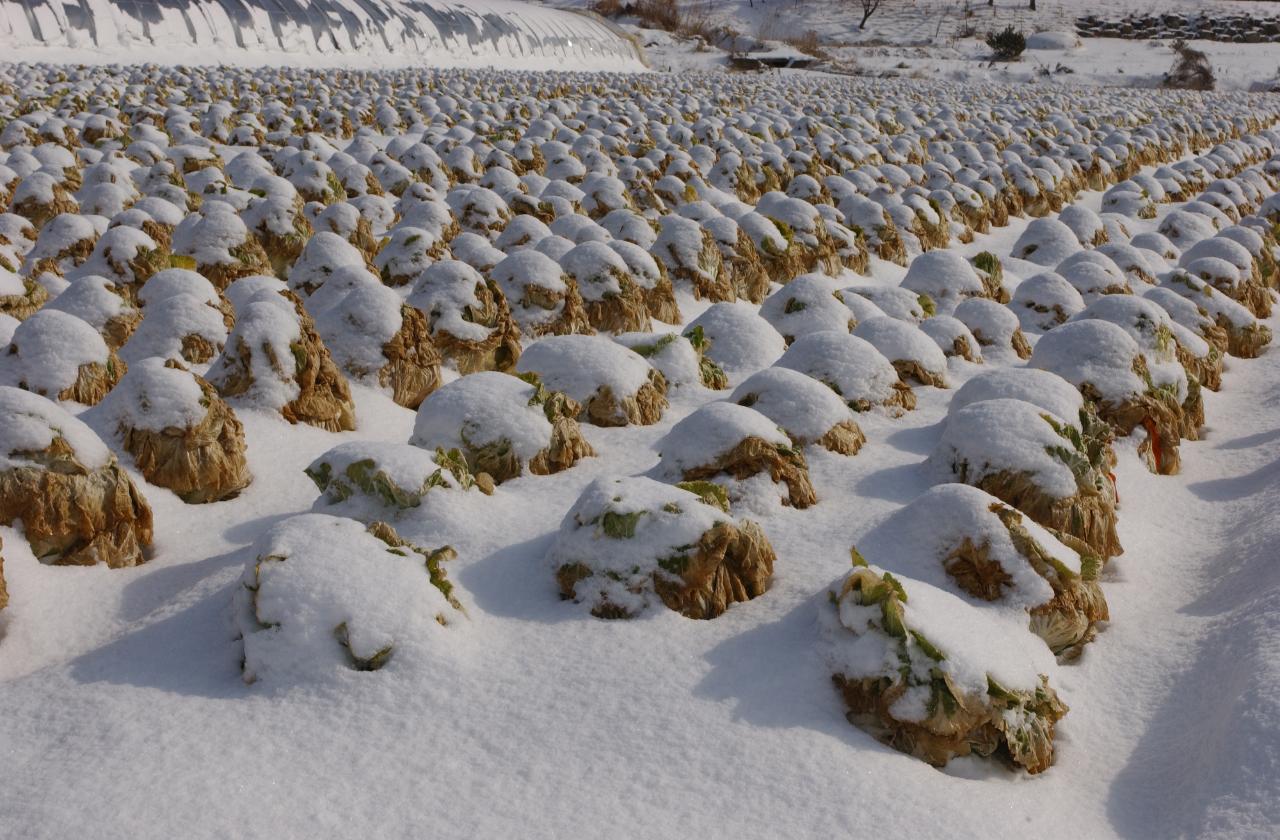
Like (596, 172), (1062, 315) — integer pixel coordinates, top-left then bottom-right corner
(495, 215), (552, 253)
(449, 232), (506, 274)
(842, 282), (926, 323)
(559, 241), (629, 301)
(1163, 270), (1259, 331)
(93, 357), (208, 434)
(608, 240), (665, 295)
(11, 170), (58, 206)
(1027, 32), (1081, 51)
(0, 314), (18, 348)
(313, 282), (403, 381)
(410, 371), (554, 464)
(516, 335), (655, 406)
(72, 225), (158, 285)
(824, 562), (1055, 704)
(23, 212), (97, 271)
(172, 202), (250, 267)
(1160, 210), (1220, 249)
(1058, 250), (1132, 300)
(6, 309), (110, 398)
(372, 226), (442, 285)
(684, 302), (786, 380)
(729, 367), (856, 445)
(919, 315), (982, 361)
(6, 32), (1280, 840)
(43, 274), (133, 333)
(758, 273), (855, 341)
(776, 330), (902, 410)
(654, 214), (716, 287)
(1180, 237), (1255, 278)
(289, 231), (369, 296)
(306, 441), (470, 510)
(953, 297), (1024, 355)
(491, 250), (571, 332)
(932, 398), (1080, 499)
(547, 475), (731, 618)
(900, 250), (986, 313)
(853, 316), (949, 386)
(951, 368), (1085, 430)
(1073, 295), (1179, 364)
(234, 513), (460, 685)
(654, 401), (789, 479)
(122, 293), (229, 365)
(612, 332), (706, 391)
(1030, 319), (1147, 405)
(854, 484), (1061, 612)
(0, 385), (111, 470)
(1012, 271), (1086, 331)
(137, 268), (223, 310)
(207, 298), (303, 411)
(407, 261), (494, 345)
(1012, 218), (1083, 266)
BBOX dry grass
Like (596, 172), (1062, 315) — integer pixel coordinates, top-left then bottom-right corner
(589, 0), (626, 17)
(601, 0), (724, 44)
(635, 0), (682, 32)
(785, 29), (832, 60)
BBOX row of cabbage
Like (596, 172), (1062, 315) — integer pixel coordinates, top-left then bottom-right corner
(0, 64), (1277, 773)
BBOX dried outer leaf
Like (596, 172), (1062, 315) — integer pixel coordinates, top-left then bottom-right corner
(1079, 358), (1185, 476)
(816, 419), (866, 456)
(28, 351), (126, 407)
(199, 239), (273, 292)
(377, 304), (442, 410)
(678, 435), (818, 509)
(580, 369), (669, 427)
(661, 226), (734, 302)
(832, 568), (1067, 774)
(891, 358), (947, 390)
(581, 268), (652, 334)
(431, 279), (522, 374)
(722, 225), (771, 303)
(558, 518), (775, 621)
(0, 275), (48, 320)
(973, 468), (1122, 561)
(121, 367), (252, 504)
(0, 436), (153, 567)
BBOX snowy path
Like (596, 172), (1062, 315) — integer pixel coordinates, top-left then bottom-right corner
(1099, 342), (1280, 837)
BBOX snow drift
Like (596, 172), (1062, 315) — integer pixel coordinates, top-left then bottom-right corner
(0, 0), (647, 70)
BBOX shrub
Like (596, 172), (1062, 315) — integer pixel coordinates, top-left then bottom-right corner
(785, 29), (827, 59)
(986, 26), (1026, 61)
(1164, 40), (1215, 91)
(589, 0), (626, 17)
(635, 0), (680, 32)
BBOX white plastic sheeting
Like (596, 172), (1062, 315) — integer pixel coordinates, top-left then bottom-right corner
(0, 0), (646, 69)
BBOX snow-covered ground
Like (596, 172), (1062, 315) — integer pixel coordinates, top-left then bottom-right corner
(569, 0), (1280, 89)
(1, 17), (1280, 840)
(4, 211), (1278, 836)
(0, 0), (647, 70)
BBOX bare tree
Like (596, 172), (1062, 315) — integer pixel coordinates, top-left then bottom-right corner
(857, 0), (883, 30)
